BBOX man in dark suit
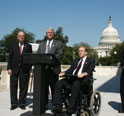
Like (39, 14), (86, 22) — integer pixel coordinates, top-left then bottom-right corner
(7, 31), (32, 110)
(52, 46), (95, 116)
(37, 28), (63, 107)
(120, 48), (124, 113)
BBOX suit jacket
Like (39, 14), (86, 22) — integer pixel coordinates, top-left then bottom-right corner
(7, 41), (32, 74)
(65, 57), (95, 78)
(120, 48), (124, 80)
(121, 48), (124, 70)
(37, 39), (63, 74)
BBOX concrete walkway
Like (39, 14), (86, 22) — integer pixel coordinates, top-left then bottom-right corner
(0, 75), (124, 116)
(94, 75), (122, 116)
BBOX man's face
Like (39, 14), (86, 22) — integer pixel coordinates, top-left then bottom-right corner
(17, 31), (25, 43)
(78, 47), (87, 58)
(46, 29), (54, 40)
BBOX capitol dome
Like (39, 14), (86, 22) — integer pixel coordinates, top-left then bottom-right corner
(99, 16), (120, 48)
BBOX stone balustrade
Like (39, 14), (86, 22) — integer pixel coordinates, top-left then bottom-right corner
(0, 62), (10, 92)
(61, 65), (122, 76)
(0, 63), (122, 91)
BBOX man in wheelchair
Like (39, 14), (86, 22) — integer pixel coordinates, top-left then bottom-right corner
(52, 46), (95, 116)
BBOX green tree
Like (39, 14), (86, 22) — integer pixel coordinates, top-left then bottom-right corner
(98, 56), (113, 66)
(0, 42), (6, 62)
(109, 42), (124, 66)
(0, 28), (35, 61)
(98, 42), (124, 66)
(61, 46), (73, 64)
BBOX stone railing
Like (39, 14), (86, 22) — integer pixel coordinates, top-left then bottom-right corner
(93, 66), (122, 76)
(0, 63), (122, 92)
(61, 65), (122, 76)
(0, 62), (10, 92)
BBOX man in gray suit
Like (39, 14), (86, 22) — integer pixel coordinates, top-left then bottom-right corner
(37, 28), (63, 108)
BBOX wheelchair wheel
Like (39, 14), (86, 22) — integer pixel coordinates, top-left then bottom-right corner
(90, 90), (101, 116)
(76, 111), (89, 116)
(80, 111), (89, 116)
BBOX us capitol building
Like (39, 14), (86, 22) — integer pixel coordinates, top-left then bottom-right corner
(93, 16), (121, 58)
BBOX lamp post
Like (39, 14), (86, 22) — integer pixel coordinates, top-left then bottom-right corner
(114, 51), (117, 55)
(114, 51), (117, 66)
(106, 51), (108, 66)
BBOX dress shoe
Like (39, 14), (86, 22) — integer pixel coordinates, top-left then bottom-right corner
(65, 114), (71, 116)
(119, 110), (124, 113)
(19, 105), (26, 110)
(66, 113), (72, 116)
(10, 105), (18, 110)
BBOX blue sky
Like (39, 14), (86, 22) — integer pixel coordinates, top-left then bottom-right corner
(0, 0), (124, 47)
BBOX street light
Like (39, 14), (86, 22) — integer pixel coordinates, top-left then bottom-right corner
(114, 51), (117, 66)
(114, 51), (117, 55)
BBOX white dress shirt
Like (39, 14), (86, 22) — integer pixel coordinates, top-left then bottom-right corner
(73, 56), (87, 75)
(45, 39), (53, 53)
(19, 43), (24, 54)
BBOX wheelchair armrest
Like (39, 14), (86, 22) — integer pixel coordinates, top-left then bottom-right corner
(93, 69), (96, 72)
(59, 74), (78, 80)
(63, 74), (78, 78)
(91, 77), (96, 83)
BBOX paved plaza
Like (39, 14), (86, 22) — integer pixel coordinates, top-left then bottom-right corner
(0, 74), (124, 116)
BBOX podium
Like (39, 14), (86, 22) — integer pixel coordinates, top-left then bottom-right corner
(23, 53), (60, 116)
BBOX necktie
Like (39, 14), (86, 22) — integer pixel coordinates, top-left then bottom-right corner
(74, 59), (83, 75)
(19, 44), (22, 55)
(46, 41), (51, 53)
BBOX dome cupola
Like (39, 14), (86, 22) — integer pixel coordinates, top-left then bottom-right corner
(99, 16), (120, 48)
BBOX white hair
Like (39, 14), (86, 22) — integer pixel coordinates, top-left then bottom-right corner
(46, 27), (54, 33)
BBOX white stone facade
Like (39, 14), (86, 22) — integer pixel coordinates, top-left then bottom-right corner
(93, 46), (112, 57)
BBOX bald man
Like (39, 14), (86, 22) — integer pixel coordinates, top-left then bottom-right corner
(7, 31), (32, 110)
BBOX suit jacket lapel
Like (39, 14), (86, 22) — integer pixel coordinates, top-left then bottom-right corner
(16, 43), (20, 56)
(50, 40), (55, 53)
(82, 57), (89, 72)
(22, 42), (27, 54)
(43, 41), (47, 53)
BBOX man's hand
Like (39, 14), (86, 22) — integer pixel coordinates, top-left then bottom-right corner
(8, 69), (12, 76)
(59, 72), (65, 77)
(78, 72), (87, 78)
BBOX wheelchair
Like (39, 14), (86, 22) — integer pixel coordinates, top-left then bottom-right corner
(60, 75), (101, 116)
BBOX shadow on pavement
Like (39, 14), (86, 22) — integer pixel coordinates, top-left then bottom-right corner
(20, 111), (33, 116)
(25, 93), (33, 107)
(20, 111), (54, 116)
(108, 101), (121, 111)
(97, 75), (120, 93)
(26, 98), (33, 107)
